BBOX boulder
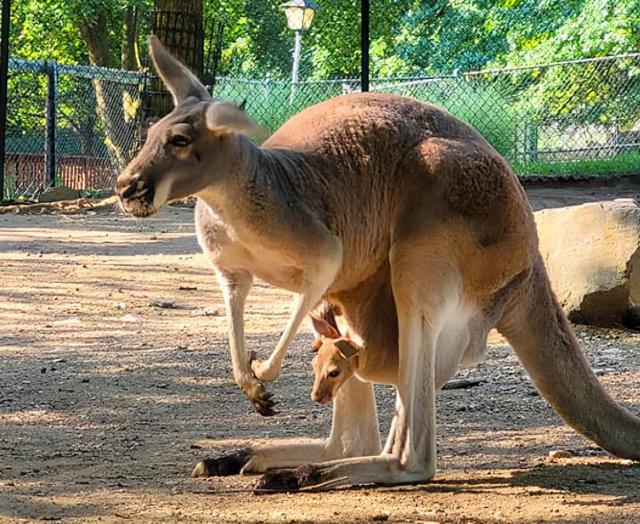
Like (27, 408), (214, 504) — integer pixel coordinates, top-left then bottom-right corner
(535, 199), (640, 328)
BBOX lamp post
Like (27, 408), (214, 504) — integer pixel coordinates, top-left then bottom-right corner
(280, 0), (318, 103)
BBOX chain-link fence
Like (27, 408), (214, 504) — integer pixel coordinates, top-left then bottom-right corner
(374, 54), (640, 177)
(3, 58), (144, 200)
(3, 52), (640, 199)
(215, 52), (640, 179)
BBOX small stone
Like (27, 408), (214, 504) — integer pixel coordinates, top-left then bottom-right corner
(191, 308), (221, 317)
(548, 450), (574, 460)
(150, 300), (179, 309)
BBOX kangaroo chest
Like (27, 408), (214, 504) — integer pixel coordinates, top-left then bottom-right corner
(195, 203), (305, 292)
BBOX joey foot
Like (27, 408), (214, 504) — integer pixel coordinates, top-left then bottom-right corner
(247, 382), (277, 417)
(192, 448), (252, 477)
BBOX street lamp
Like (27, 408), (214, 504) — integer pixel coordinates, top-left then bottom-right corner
(280, 0), (319, 103)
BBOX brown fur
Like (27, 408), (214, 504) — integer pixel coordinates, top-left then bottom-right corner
(117, 37), (640, 490)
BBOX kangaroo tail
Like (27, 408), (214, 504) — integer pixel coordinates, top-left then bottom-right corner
(498, 255), (640, 459)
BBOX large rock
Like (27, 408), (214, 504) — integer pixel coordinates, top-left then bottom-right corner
(535, 199), (640, 328)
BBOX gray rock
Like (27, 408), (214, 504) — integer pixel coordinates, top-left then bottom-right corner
(535, 199), (640, 328)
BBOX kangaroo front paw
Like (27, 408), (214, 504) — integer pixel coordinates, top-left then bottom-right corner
(192, 448), (252, 477)
(244, 380), (277, 417)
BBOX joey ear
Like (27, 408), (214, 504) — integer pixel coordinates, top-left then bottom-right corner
(311, 338), (323, 352)
(205, 101), (267, 137)
(310, 313), (341, 339)
(335, 340), (359, 359)
(148, 35), (210, 105)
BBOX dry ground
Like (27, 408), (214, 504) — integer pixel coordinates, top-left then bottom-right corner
(1, 183), (640, 523)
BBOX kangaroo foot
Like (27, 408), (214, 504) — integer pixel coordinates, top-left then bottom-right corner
(254, 465), (321, 494)
(192, 448), (252, 477)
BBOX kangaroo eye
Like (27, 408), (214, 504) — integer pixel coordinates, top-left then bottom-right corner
(169, 134), (191, 147)
(328, 369), (340, 378)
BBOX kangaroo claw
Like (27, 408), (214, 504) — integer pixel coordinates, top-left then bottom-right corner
(247, 381), (277, 417)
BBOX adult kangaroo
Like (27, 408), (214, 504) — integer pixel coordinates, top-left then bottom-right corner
(116, 36), (640, 490)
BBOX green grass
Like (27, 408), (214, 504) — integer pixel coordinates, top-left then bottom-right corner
(515, 151), (640, 177)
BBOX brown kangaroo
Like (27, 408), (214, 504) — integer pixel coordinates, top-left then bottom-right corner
(116, 36), (640, 490)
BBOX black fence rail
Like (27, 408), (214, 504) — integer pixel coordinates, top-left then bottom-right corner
(2, 52), (640, 200)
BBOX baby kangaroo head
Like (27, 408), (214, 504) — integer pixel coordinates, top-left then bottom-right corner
(116, 36), (265, 218)
(309, 311), (359, 405)
(310, 338), (359, 405)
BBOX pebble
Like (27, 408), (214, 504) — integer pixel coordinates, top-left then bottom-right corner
(548, 450), (574, 460)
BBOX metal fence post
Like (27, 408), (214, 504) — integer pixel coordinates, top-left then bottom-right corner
(44, 60), (57, 188)
(360, 0), (369, 92)
(0, 0), (12, 200)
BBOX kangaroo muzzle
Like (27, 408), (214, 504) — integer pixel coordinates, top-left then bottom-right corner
(116, 173), (158, 218)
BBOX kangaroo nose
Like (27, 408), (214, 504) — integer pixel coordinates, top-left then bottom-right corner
(116, 173), (139, 197)
(120, 179), (138, 199)
(117, 173), (154, 202)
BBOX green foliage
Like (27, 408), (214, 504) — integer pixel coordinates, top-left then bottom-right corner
(4, 0), (640, 183)
(10, 0), (149, 65)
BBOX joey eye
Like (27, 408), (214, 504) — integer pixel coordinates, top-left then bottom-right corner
(169, 134), (191, 147)
(328, 369), (340, 378)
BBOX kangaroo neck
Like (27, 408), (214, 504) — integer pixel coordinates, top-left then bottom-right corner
(197, 137), (316, 230)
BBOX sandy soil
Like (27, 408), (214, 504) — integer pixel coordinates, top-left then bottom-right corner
(1, 185), (639, 523)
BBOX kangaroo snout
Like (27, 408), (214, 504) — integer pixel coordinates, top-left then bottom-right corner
(116, 172), (158, 218)
(311, 388), (333, 406)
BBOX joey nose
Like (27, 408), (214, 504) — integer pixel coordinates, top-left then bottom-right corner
(311, 391), (332, 405)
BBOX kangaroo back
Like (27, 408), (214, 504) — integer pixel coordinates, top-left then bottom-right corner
(498, 256), (640, 459)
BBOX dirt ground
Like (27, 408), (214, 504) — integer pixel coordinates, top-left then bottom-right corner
(1, 183), (639, 523)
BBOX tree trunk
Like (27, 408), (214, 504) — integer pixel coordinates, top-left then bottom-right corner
(122, 7), (142, 72)
(77, 9), (138, 169)
(154, 0), (204, 74)
(77, 11), (119, 68)
(148, 0), (204, 118)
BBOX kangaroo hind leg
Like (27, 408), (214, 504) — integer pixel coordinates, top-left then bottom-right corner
(193, 375), (380, 477)
(256, 246), (466, 490)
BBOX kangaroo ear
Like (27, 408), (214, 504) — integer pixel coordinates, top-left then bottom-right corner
(205, 101), (267, 137)
(336, 340), (359, 359)
(310, 313), (341, 339)
(148, 35), (210, 105)
(311, 338), (323, 353)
